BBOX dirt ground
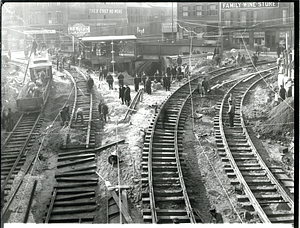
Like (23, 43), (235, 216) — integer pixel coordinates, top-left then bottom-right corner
(1, 52), (294, 224)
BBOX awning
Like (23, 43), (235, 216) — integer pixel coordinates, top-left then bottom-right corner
(80, 35), (137, 42)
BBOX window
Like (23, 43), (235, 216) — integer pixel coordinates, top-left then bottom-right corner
(240, 11), (246, 25)
(225, 11), (231, 26)
(209, 4), (217, 15)
(56, 11), (62, 24)
(196, 5), (202, 16)
(253, 11), (257, 24)
(282, 9), (287, 23)
(48, 12), (52, 24)
(183, 6), (188, 16)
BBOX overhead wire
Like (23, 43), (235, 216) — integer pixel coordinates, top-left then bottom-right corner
(239, 31), (294, 111)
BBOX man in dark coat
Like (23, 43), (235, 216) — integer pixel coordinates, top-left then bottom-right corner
(163, 74), (171, 91)
(106, 73), (114, 90)
(103, 65), (108, 78)
(166, 65), (171, 76)
(145, 76), (152, 94)
(118, 72), (124, 87)
(202, 77), (210, 95)
(124, 85), (131, 106)
(277, 45), (282, 58)
(87, 75), (94, 93)
(227, 100), (235, 127)
(134, 73), (140, 92)
(213, 46), (219, 58)
(177, 55), (182, 66)
(252, 53), (258, 67)
(171, 65), (177, 81)
(32, 39), (38, 55)
(119, 85), (126, 104)
(102, 103), (109, 122)
(279, 85), (286, 101)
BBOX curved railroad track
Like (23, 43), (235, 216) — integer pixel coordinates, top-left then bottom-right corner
(44, 67), (99, 223)
(142, 78), (199, 224)
(214, 70), (294, 223)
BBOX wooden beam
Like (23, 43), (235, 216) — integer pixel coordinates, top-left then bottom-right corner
(109, 190), (133, 223)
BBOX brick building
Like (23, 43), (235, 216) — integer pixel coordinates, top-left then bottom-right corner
(177, 2), (295, 51)
(2, 2), (174, 51)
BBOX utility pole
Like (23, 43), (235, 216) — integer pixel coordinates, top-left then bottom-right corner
(219, 3), (223, 55)
(172, 2), (174, 42)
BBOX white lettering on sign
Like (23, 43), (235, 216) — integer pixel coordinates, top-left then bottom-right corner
(89, 8), (123, 14)
(68, 23), (90, 37)
(222, 2), (278, 9)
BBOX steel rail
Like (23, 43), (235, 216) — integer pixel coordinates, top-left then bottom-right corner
(240, 72), (294, 208)
(86, 93), (93, 148)
(1, 113), (24, 151)
(1, 112), (42, 193)
(1, 154), (36, 218)
(146, 75), (201, 223)
(174, 92), (196, 223)
(218, 69), (280, 223)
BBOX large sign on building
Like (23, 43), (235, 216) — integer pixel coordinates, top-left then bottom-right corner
(68, 23), (90, 37)
(221, 2), (279, 9)
(87, 2), (126, 19)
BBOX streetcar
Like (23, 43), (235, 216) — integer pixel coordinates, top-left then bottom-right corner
(16, 51), (53, 112)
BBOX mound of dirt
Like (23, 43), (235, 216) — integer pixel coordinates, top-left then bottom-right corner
(255, 97), (294, 137)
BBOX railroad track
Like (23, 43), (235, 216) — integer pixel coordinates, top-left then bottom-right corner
(141, 77), (201, 223)
(141, 60), (277, 224)
(44, 67), (99, 223)
(1, 111), (44, 216)
(214, 70), (294, 223)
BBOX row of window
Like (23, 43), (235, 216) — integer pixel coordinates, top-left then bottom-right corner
(180, 5), (217, 16)
(128, 15), (152, 23)
(223, 9), (289, 26)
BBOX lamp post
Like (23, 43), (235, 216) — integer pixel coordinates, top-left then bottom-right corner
(111, 41), (115, 77)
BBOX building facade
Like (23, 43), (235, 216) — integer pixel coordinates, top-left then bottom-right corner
(220, 2), (294, 51)
(177, 2), (295, 51)
(2, 2), (174, 52)
(177, 2), (219, 45)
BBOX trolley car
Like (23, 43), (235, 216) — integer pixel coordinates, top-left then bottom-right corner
(16, 52), (52, 112)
